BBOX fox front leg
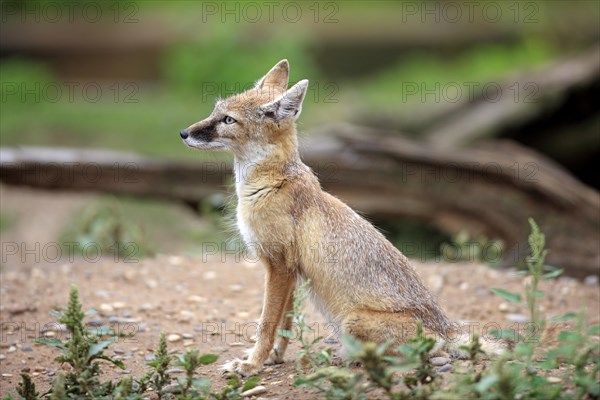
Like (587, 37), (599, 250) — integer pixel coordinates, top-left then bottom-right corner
(223, 267), (295, 376)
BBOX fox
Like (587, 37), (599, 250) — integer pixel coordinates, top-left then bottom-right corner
(180, 59), (504, 376)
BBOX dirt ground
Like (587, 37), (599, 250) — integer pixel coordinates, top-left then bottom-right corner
(1, 186), (599, 399)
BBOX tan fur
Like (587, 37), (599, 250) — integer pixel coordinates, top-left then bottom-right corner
(181, 60), (501, 376)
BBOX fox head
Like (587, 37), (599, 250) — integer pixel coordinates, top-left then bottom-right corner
(180, 59), (309, 161)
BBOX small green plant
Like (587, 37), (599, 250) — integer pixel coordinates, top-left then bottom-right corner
(490, 218), (562, 343)
(279, 280), (331, 372)
(397, 322), (438, 390)
(143, 332), (173, 399)
(31, 284), (259, 399)
(15, 373), (39, 400)
(295, 218), (598, 399)
(10, 219), (598, 399)
(49, 374), (67, 400)
(35, 285), (124, 397)
(173, 350), (215, 399)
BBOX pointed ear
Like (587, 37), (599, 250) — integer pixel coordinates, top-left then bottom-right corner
(260, 79), (309, 122)
(255, 59), (289, 91)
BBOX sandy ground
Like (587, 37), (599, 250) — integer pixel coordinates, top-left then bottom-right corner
(0, 185), (599, 399)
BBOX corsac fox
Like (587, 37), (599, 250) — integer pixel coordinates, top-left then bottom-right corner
(180, 60), (502, 376)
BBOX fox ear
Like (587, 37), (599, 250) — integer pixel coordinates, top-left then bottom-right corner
(260, 79), (308, 122)
(255, 59), (289, 91)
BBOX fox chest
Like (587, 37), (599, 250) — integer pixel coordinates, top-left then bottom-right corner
(236, 202), (294, 251)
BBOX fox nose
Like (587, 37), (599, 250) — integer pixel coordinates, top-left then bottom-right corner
(180, 129), (189, 139)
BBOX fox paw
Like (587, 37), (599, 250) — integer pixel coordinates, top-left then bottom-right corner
(222, 358), (262, 376)
(264, 348), (284, 365)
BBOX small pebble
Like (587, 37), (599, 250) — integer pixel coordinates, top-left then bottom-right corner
(178, 310), (195, 322)
(584, 275), (598, 286)
(87, 317), (104, 326)
(7, 346), (16, 353)
(229, 284), (243, 292)
(429, 357), (450, 366)
(146, 280), (159, 289)
(0, 355), (5, 361)
(2, 373), (13, 378)
(166, 368), (185, 374)
(230, 342), (245, 347)
(439, 364), (453, 373)
(112, 301), (127, 310)
(139, 303), (155, 311)
(21, 344), (33, 352)
(427, 275), (444, 292)
(167, 334), (182, 342)
(95, 290), (111, 298)
(507, 314), (529, 323)
(123, 270), (137, 281)
(459, 282), (469, 291)
(241, 385), (267, 397)
(182, 333), (194, 339)
(144, 354), (155, 362)
(108, 316), (140, 324)
(41, 324), (67, 333)
(100, 303), (114, 313)
(203, 271), (217, 280)
(187, 295), (207, 303)
(547, 376), (562, 383)
(163, 383), (181, 394)
(498, 302), (509, 312)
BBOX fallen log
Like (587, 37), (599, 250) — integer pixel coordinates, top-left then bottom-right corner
(1, 125), (598, 278)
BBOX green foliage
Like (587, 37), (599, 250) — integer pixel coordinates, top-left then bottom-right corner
(30, 284), (257, 399)
(145, 332), (173, 399)
(490, 218), (562, 339)
(359, 38), (556, 114)
(16, 373), (39, 400)
(0, 212), (16, 232)
(378, 219), (450, 261)
(441, 230), (504, 266)
(61, 199), (151, 261)
(163, 27), (317, 100)
(48, 374), (67, 400)
(280, 280), (332, 372)
(11, 220), (599, 399)
(294, 218), (599, 399)
(173, 350), (216, 399)
(35, 285), (124, 397)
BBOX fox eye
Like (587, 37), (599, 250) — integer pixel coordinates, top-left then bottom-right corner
(223, 116), (237, 125)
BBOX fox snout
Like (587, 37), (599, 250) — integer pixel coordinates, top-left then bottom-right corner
(180, 119), (219, 149)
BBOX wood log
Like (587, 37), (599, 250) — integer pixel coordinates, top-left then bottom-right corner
(1, 125), (598, 278)
(424, 46), (600, 147)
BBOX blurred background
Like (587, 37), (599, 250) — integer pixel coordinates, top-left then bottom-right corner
(1, 0), (599, 275)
